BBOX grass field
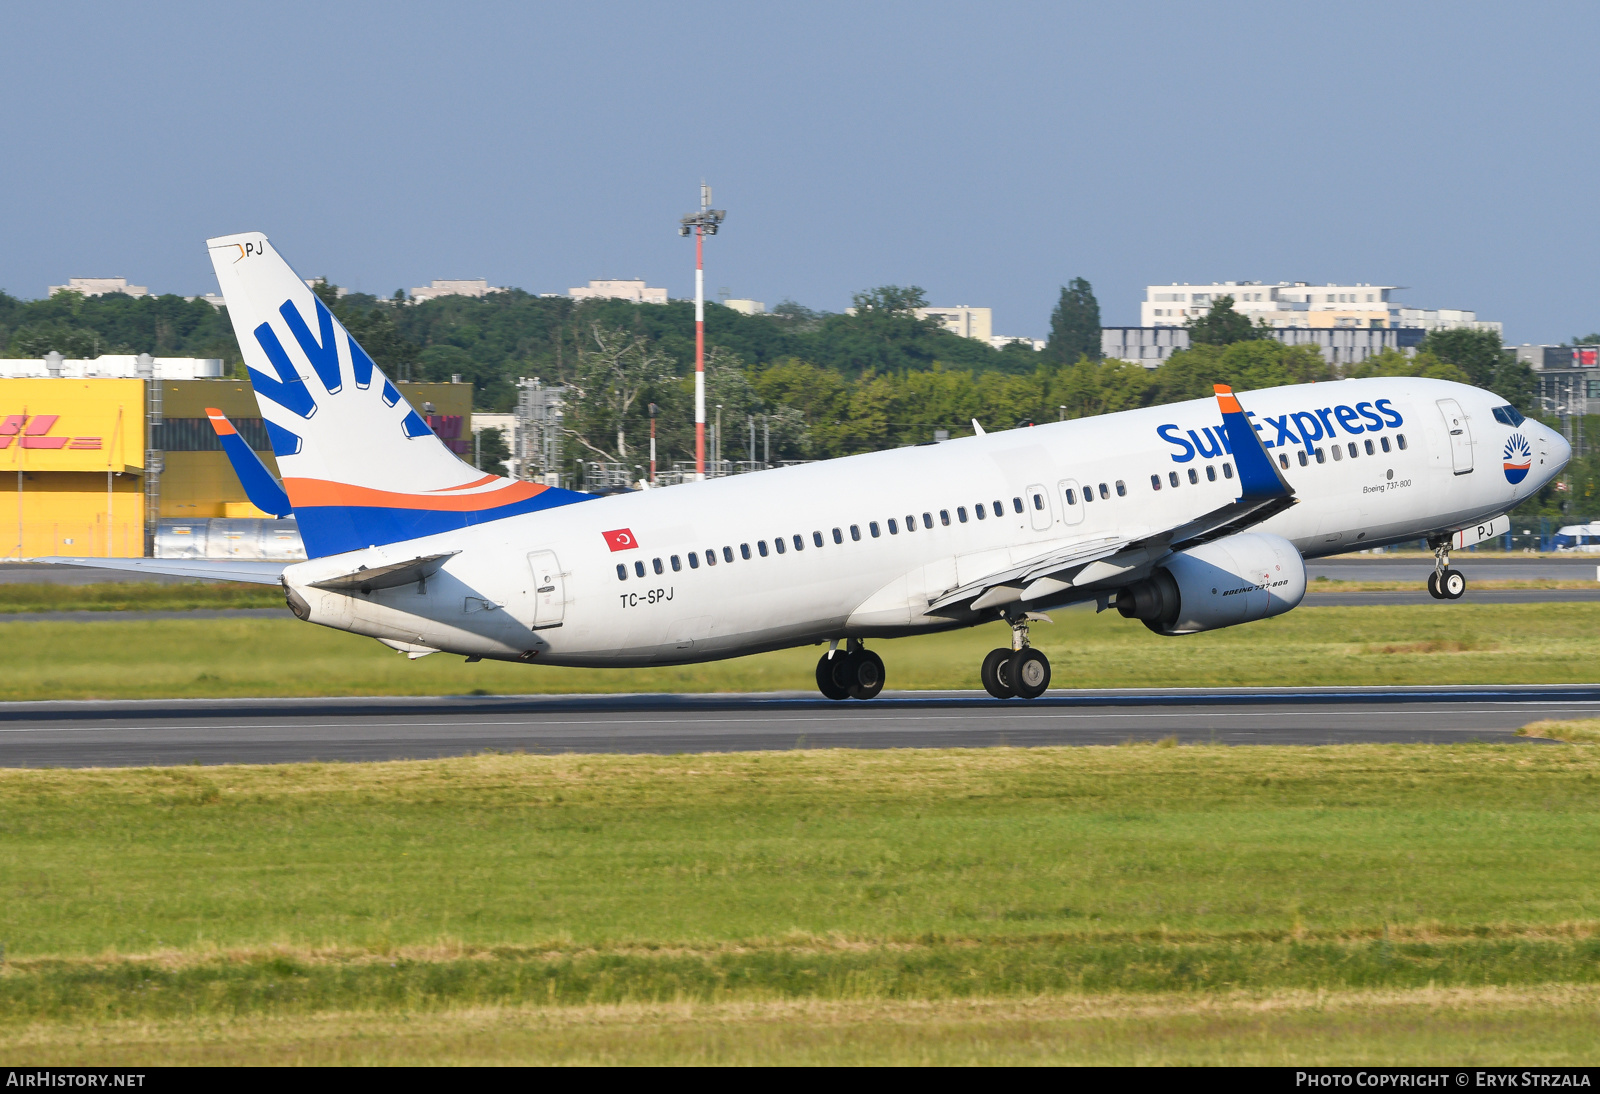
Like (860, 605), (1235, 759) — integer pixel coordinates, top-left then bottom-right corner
(0, 745), (1596, 1064)
(0, 601), (1596, 700)
(0, 582), (281, 613)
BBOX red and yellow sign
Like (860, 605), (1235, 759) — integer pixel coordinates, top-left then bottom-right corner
(0, 379), (144, 472)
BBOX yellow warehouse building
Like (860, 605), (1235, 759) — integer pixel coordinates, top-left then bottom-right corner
(0, 375), (472, 558)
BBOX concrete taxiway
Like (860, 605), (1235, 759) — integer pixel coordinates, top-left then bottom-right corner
(0, 685), (1589, 767)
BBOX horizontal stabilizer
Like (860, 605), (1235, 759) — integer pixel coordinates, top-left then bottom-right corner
(309, 551), (459, 593)
(30, 557), (289, 585)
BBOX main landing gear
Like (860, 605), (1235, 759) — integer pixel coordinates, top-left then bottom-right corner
(816, 639), (885, 701)
(1426, 539), (1467, 600)
(981, 615), (1051, 700)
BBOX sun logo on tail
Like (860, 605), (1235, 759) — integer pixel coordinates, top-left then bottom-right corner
(1503, 433), (1532, 484)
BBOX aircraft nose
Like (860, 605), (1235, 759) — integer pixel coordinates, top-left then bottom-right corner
(1549, 425), (1573, 470)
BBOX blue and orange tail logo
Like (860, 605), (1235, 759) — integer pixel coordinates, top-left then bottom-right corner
(1503, 433), (1532, 484)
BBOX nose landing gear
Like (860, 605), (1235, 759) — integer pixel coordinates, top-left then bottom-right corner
(1426, 539), (1467, 600)
(816, 639), (885, 701)
(981, 615), (1052, 700)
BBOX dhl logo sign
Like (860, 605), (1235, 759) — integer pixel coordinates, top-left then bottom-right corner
(0, 414), (103, 451)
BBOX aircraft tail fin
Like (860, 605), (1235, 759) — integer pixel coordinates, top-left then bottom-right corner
(206, 408), (292, 518)
(205, 232), (590, 558)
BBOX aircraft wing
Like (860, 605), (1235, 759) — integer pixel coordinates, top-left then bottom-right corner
(930, 384), (1297, 614)
(29, 557), (289, 585)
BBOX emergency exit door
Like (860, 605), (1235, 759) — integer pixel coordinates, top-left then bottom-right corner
(1436, 399), (1474, 475)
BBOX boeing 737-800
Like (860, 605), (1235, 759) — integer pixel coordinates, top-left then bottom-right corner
(41, 233), (1572, 700)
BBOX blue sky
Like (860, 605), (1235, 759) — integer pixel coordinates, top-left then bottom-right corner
(3, 1), (1597, 343)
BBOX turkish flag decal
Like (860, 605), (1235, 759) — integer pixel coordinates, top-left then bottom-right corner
(602, 528), (639, 552)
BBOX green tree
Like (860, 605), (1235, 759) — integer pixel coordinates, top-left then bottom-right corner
(1186, 295), (1260, 346)
(1045, 278), (1101, 363)
(1345, 347), (1470, 384)
(471, 426), (510, 477)
(1422, 328), (1535, 412)
(564, 323), (678, 463)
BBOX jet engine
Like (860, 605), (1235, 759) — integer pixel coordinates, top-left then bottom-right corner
(1115, 531), (1306, 636)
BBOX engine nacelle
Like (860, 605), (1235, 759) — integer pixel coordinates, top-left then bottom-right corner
(1115, 531), (1306, 636)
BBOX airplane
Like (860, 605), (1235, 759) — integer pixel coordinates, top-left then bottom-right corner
(39, 232), (1572, 700)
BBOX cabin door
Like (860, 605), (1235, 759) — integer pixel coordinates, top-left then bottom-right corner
(1436, 399), (1474, 475)
(527, 550), (566, 627)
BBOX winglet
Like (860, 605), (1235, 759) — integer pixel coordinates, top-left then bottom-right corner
(206, 407), (294, 518)
(1212, 385), (1293, 501)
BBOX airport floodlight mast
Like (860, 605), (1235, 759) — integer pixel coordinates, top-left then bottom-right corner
(679, 182), (725, 480)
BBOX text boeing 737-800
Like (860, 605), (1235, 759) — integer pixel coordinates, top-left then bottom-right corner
(38, 233), (1572, 700)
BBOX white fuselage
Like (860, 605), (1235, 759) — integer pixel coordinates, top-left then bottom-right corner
(282, 378), (1569, 667)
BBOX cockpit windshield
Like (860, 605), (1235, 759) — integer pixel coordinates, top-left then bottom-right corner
(1492, 405), (1526, 428)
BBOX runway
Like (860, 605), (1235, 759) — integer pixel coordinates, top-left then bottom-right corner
(0, 685), (1591, 767)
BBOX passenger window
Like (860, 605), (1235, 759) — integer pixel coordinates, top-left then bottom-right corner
(1150, 474), (1162, 491)
(1314, 448), (1324, 464)
(1168, 471), (1179, 488)
(923, 512), (934, 529)
(616, 563), (627, 581)
(741, 543), (752, 560)
(870, 521), (881, 538)
(1098, 483), (1109, 500)
(1206, 464), (1217, 481)
(1222, 462), (1233, 479)
(1277, 453), (1289, 470)
(757, 540), (769, 557)
(1297, 450), (1308, 467)
(1187, 468), (1198, 485)
(1064, 489), (1077, 505)
(1081, 488), (1092, 504)
(1380, 436), (1391, 453)
(975, 504), (987, 520)
(709, 548), (721, 566)
(689, 552), (700, 569)
(958, 506), (969, 520)
(904, 515), (916, 532)
(1332, 444), (1343, 461)
(670, 555), (681, 572)
(1031, 494), (1043, 510)
(850, 524), (861, 541)
(774, 537), (785, 554)
(653, 557), (664, 574)
(634, 560), (646, 578)
(795, 534), (805, 551)
(833, 527), (843, 544)
(1397, 433), (1408, 450)
(813, 531), (824, 547)
(887, 518), (898, 534)
(1348, 442), (1358, 458)
(1114, 481), (1126, 497)
(1012, 497), (1024, 514)
(994, 499), (1004, 514)
(1364, 439), (1375, 455)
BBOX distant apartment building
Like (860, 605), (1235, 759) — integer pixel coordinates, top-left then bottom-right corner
(917, 306), (991, 342)
(409, 279), (503, 303)
(1141, 281), (1501, 335)
(48, 277), (149, 299)
(1510, 344), (1600, 422)
(722, 298), (765, 316)
(1103, 326), (1425, 369)
(569, 279), (667, 305)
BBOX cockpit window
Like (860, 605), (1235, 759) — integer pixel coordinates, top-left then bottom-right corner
(1493, 405), (1526, 427)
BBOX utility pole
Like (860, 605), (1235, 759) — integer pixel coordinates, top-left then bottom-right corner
(648, 402), (658, 487)
(679, 183), (725, 481)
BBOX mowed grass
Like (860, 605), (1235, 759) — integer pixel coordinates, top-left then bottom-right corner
(0, 746), (1597, 1063)
(0, 602), (1597, 700)
(0, 582), (282, 614)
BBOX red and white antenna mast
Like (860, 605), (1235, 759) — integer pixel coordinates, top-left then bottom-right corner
(680, 182), (725, 480)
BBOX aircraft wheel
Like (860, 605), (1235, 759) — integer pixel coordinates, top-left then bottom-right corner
(981, 647), (1015, 699)
(816, 651), (850, 700)
(1426, 571), (1445, 599)
(846, 649), (885, 700)
(1010, 648), (1051, 700)
(1441, 567), (1467, 600)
